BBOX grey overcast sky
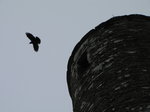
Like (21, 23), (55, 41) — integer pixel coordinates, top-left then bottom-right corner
(0, 0), (150, 112)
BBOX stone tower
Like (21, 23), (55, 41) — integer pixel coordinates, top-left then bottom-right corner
(67, 14), (150, 112)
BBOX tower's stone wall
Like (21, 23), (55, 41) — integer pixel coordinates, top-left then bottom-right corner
(67, 14), (150, 112)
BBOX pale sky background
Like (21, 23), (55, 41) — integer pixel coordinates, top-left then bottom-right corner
(0, 0), (150, 112)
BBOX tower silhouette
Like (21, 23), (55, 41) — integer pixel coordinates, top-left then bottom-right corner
(67, 14), (150, 112)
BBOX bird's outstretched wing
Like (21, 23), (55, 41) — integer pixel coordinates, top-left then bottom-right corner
(33, 43), (39, 52)
(36, 37), (41, 44)
(26, 32), (35, 41)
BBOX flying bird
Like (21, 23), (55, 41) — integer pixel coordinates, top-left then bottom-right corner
(25, 32), (41, 52)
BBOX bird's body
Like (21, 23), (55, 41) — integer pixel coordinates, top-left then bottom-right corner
(26, 32), (41, 52)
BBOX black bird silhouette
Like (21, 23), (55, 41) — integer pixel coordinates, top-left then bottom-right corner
(26, 32), (41, 52)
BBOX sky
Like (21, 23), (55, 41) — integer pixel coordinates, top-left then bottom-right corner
(0, 0), (150, 112)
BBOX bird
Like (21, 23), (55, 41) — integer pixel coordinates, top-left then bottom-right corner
(25, 32), (41, 52)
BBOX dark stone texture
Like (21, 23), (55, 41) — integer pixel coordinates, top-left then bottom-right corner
(67, 14), (150, 112)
